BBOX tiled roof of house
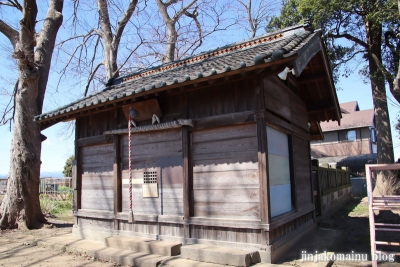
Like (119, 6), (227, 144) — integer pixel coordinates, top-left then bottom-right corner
(340, 101), (359, 114)
(320, 102), (373, 132)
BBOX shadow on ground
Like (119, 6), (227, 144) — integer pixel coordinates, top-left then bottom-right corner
(276, 197), (400, 266)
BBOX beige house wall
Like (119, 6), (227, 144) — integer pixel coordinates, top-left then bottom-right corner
(311, 139), (372, 157)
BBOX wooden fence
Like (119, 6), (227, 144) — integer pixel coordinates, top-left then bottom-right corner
(39, 177), (72, 194)
(312, 161), (351, 216)
(313, 166), (351, 196)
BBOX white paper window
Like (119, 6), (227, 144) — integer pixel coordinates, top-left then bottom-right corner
(267, 126), (292, 217)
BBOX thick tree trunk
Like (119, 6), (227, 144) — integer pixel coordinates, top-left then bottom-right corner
(365, 20), (395, 196)
(0, 0), (44, 229)
(0, 0), (63, 229)
(1, 81), (45, 230)
(366, 22), (394, 164)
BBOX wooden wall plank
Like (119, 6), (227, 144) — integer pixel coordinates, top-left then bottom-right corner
(190, 225), (261, 244)
(80, 143), (114, 211)
(187, 80), (256, 119)
(119, 128), (184, 216)
(292, 135), (313, 211)
(192, 124), (259, 220)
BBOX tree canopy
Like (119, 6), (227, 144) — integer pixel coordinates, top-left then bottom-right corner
(63, 156), (74, 177)
(268, 0), (399, 164)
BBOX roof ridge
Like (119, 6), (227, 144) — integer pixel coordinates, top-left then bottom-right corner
(116, 24), (310, 85)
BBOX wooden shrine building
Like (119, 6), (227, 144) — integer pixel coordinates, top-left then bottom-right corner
(35, 23), (341, 263)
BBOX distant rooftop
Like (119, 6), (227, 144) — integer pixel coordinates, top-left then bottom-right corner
(320, 101), (373, 132)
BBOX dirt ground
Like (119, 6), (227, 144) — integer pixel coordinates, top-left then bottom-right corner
(0, 216), (117, 267)
(278, 197), (400, 267)
(326, 197), (400, 267)
(0, 196), (399, 267)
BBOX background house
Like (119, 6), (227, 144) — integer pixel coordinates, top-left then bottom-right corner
(311, 101), (376, 174)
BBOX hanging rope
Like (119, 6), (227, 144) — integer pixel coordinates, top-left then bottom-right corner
(128, 113), (134, 223)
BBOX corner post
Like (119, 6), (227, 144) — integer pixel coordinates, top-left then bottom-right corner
(256, 77), (270, 245)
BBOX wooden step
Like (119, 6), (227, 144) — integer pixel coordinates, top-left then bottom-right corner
(105, 236), (182, 256)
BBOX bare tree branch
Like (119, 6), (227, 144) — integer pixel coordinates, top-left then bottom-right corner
(113, 0), (138, 50)
(172, 0), (197, 23)
(0, 19), (19, 48)
(84, 62), (103, 96)
(0, 0), (23, 11)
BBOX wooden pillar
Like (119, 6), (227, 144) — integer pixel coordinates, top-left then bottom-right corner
(73, 120), (82, 225)
(257, 114), (270, 224)
(182, 92), (191, 238)
(113, 135), (122, 230)
(255, 77), (270, 225)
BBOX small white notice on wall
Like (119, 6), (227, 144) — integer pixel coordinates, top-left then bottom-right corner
(142, 183), (158, 198)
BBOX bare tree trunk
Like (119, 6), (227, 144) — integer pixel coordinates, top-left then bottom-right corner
(156, 0), (197, 63)
(164, 22), (178, 63)
(0, 0), (63, 230)
(97, 0), (138, 81)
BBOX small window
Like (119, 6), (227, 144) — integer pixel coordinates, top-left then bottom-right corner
(143, 171), (158, 198)
(338, 130), (356, 141)
(370, 128), (377, 143)
(267, 126), (292, 217)
(143, 171), (157, 184)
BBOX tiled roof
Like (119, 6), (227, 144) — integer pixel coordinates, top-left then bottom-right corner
(320, 102), (373, 132)
(34, 23), (320, 123)
(340, 101), (359, 114)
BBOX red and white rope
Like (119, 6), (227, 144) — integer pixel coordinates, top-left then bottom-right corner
(128, 115), (133, 216)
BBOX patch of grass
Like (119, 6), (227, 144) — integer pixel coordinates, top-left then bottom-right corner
(342, 198), (369, 217)
(40, 194), (73, 222)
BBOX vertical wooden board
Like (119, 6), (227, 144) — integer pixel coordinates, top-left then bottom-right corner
(161, 223), (184, 237)
(190, 226), (260, 244)
(121, 177), (183, 215)
(292, 136), (312, 209)
(290, 97), (308, 129)
(80, 143), (114, 211)
(81, 144), (113, 164)
(210, 87), (223, 116)
(221, 84), (236, 114)
(263, 78), (291, 121)
(81, 172), (114, 211)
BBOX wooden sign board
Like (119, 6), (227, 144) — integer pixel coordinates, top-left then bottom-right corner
(122, 99), (162, 122)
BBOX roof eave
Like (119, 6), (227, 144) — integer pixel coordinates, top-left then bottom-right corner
(35, 55), (298, 128)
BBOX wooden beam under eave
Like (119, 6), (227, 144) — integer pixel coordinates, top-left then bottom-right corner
(38, 120), (59, 130)
(297, 73), (326, 84)
(307, 104), (336, 112)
